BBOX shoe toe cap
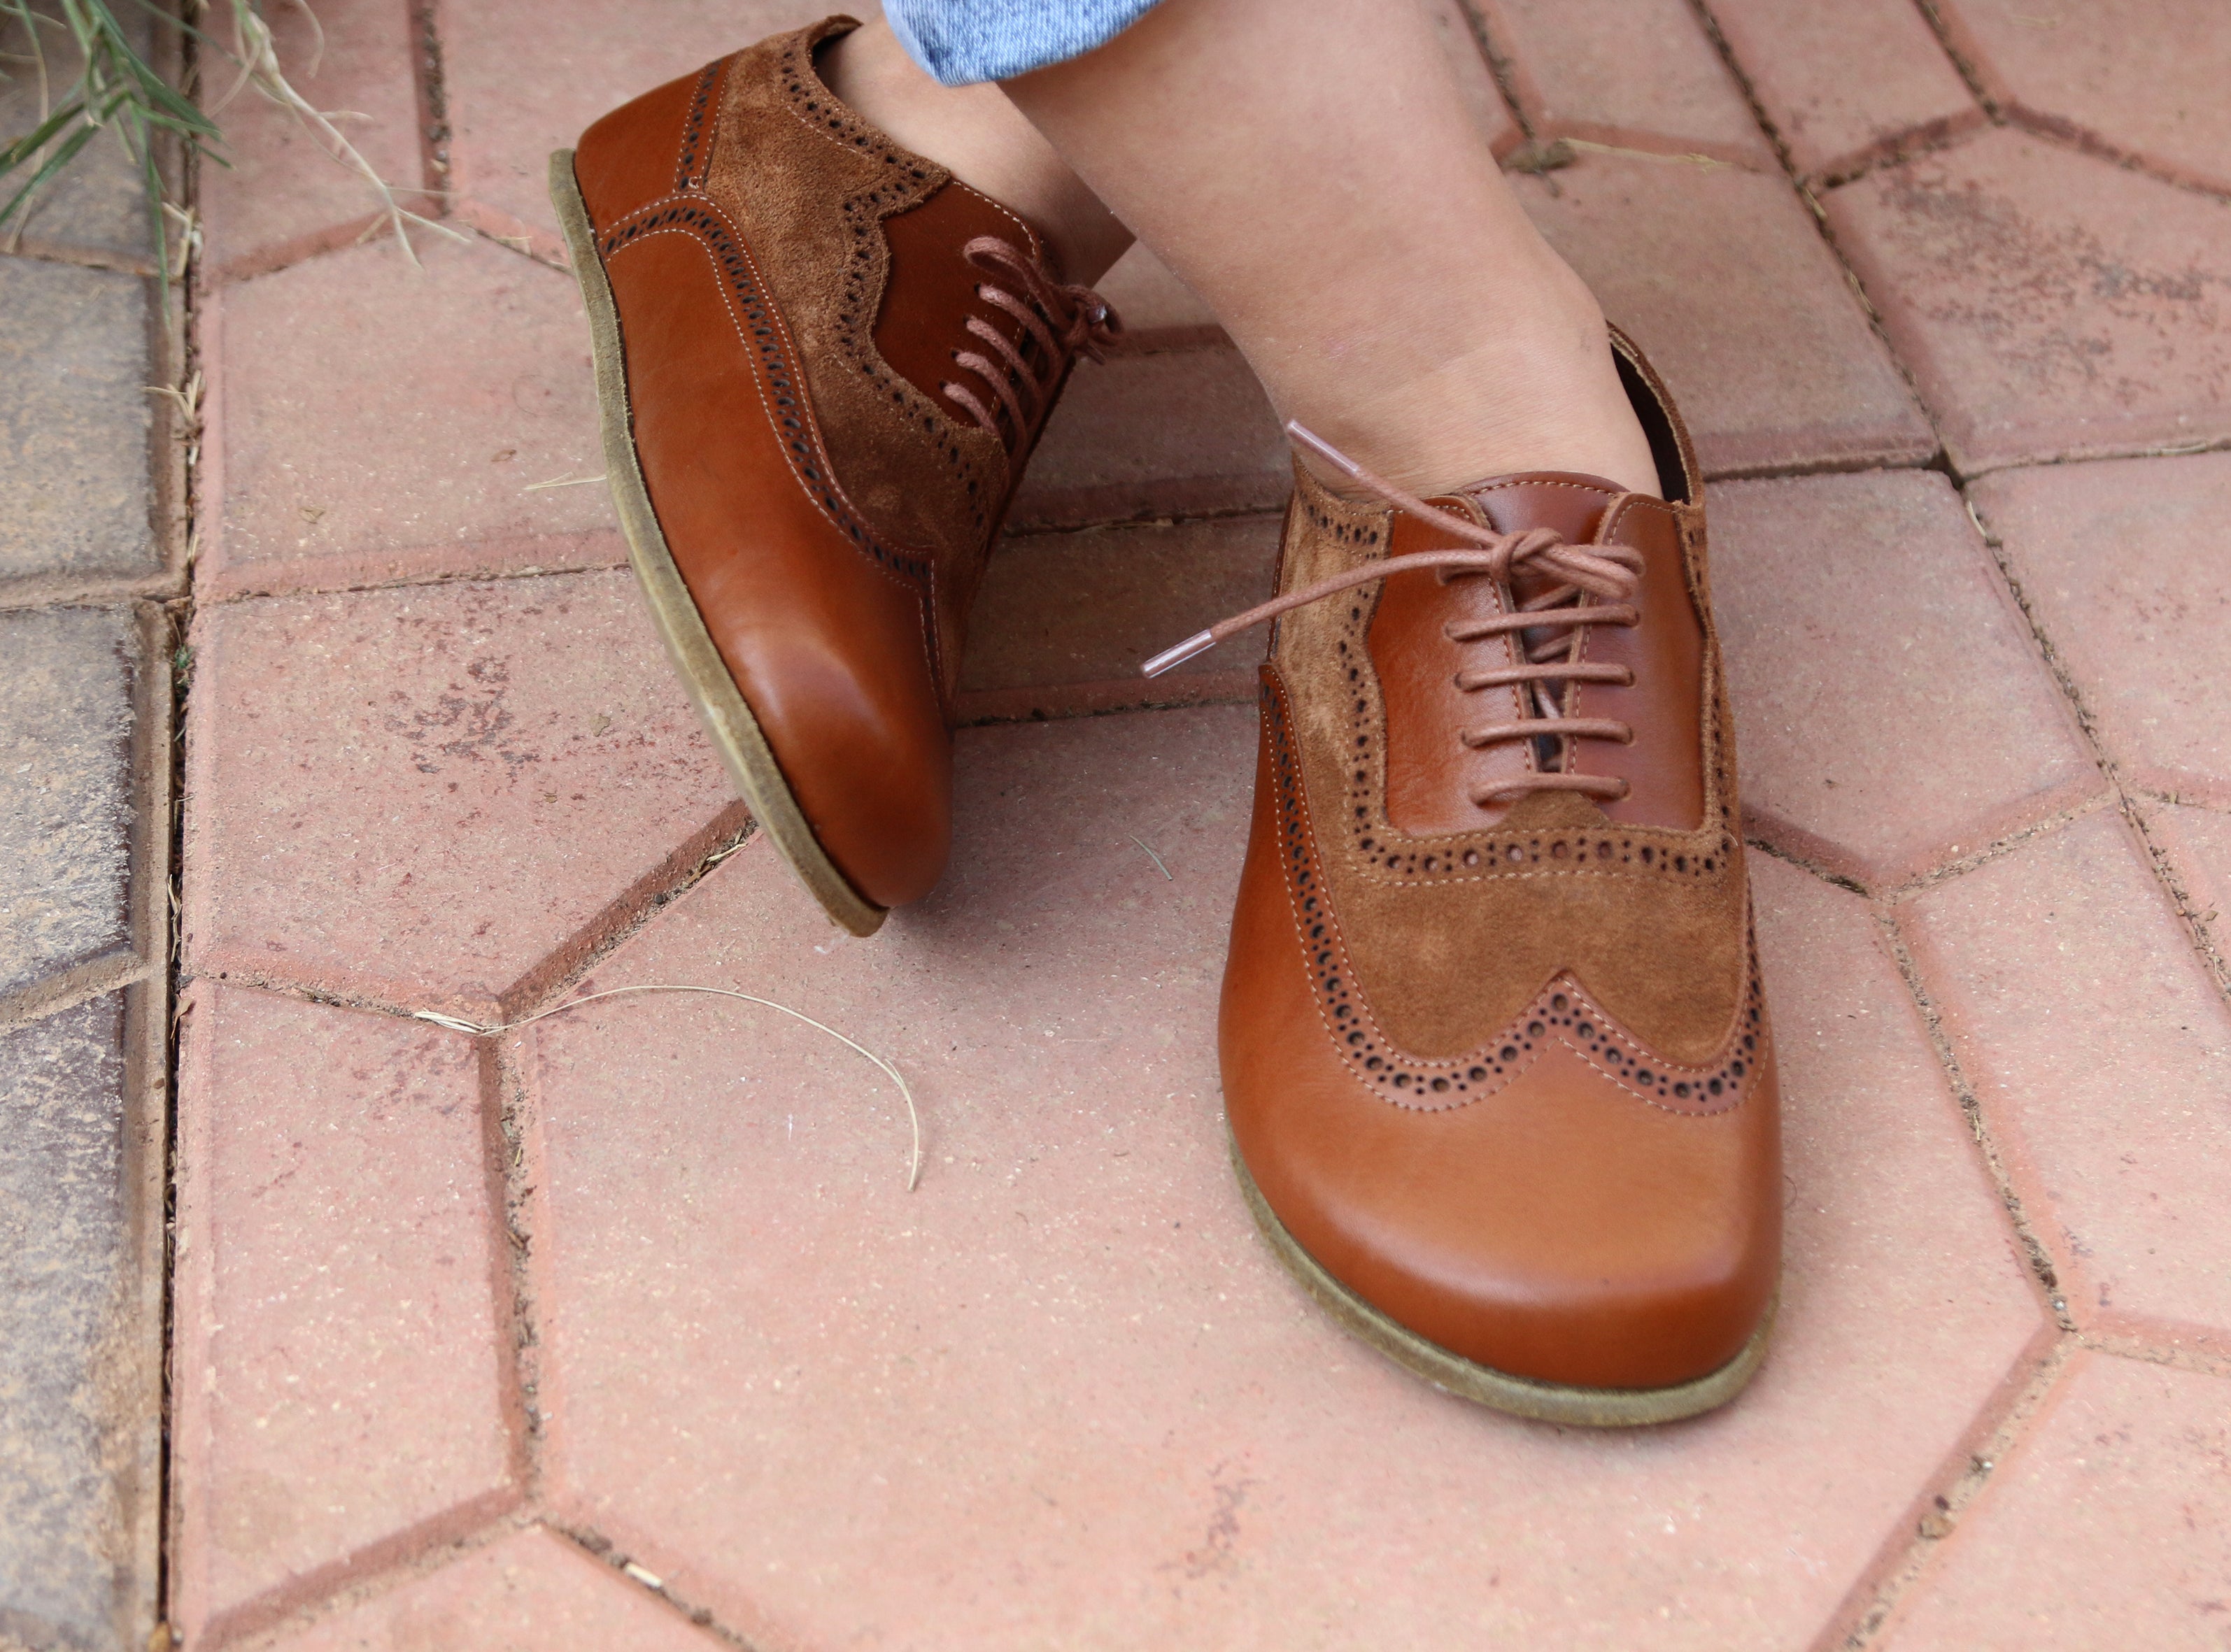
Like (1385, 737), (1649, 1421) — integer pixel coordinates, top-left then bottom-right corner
(753, 644), (954, 910)
(1233, 1037), (1780, 1393)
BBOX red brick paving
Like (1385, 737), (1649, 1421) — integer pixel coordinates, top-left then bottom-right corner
(1969, 453), (2231, 806)
(197, 0), (432, 278)
(170, 986), (518, 1646)
(1713, 469), (2099, 886)
(441, 0), (830, 254)
(1515, 153), (1936, 477)
(261, 1527), (723, 1651)
(1482, 0), (1773, 166)
(513, 720), (2039, 1651)
(204, 237), (615, 600)
(1008, 347), (1287, 529)
(1883, 1350), (2231, 1652)
(2146, 802), (2231, 962)
(1934, 0), (2231, 196)
(1827, 130), (2231, 473)
(180, 571), (739, 1020)
(171, 2), (2231, 1646)
(957, 514), (1277, 722)
(1901, 809), (2231, 1357)
(1706, 0), (1983, 181)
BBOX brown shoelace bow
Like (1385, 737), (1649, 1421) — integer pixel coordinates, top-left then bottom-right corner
(941, 236), (1121, 452)
(1143, 423), (1645, 807)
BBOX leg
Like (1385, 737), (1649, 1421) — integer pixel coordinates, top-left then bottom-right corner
(985, 1), (1772, 1424)
(820, 18), (1135, 284)
(1002, 0), (1661, 497)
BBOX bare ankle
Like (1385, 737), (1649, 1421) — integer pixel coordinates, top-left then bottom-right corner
(1280, 280), (1664, 501)
(819, 22), (1132, 283)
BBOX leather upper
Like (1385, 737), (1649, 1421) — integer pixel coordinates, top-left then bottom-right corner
(572, 18), (1089, 907)
(1221, 334), (1780, 1390)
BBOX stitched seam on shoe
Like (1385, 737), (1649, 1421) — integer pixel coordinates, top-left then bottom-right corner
(675, 58), (724, 190)
(1266, 672), (1762, 1116)
(603, 223), (921, 593)
(1289, 491), (1736, 893)
(606, 222), (945, 697)
(663, 195), (940, 602)
(767, 39), (1016, 691)
(603, 192), (928, 585)
(1563, 490), (1680, 807)
(950, 178), (1042, 253)
(1464, 478), (1628, 501)
(714, 47), (975, 689)
(1340, 588), (1733, 889)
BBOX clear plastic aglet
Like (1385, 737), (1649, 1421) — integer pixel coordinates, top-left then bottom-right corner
(1140, 629), (1216, 678)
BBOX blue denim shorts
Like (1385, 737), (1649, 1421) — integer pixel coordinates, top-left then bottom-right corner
(884, 0), (1167, 85)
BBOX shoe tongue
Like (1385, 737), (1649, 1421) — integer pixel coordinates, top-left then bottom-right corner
(1447, 470), (1627, 545)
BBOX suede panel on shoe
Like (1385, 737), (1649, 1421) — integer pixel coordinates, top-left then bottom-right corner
(1272, 462), (1745, 1064)
(704, 22), (1013, 581)
(1220, 329), (1779, 1398)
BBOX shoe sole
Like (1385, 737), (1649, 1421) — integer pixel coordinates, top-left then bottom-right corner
(1229, 1131), (1774, 1426)
(549, 148), (887, 938)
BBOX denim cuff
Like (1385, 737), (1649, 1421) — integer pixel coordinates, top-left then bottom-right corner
(884, 0), (1167, 85)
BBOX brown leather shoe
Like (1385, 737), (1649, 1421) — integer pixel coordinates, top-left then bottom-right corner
(549, 16), (1117, 934)
(1159, 332), (1778, 1425)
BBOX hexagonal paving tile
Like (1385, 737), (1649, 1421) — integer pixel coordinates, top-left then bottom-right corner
(1009, 348), (1287, 530)
(171, 985), (518, 1646)
(1706, 0), (1982, 180)
(516, 705), (2041, 1651)
(2144, 802), (2231, 962)
(1883, 1351), (2231, 1652)
(1827, 129), (2231, 473)
(1515, 150), (1935, 477)
(958, 515), (1277, 723)
(1968, 453), (2231, 805)
(1935, 0), (2231, 195)
(197, 0), (434, 277)
(206, 234), (613, 599)
(441, 0), (828, 250)
(180, 569), (738, 1020)
(1901, 809), (2231, 1358)
(261, 1526), (723, 1651)
(1481, 0), (1772, 166)
(1712, 469), (2099, 885)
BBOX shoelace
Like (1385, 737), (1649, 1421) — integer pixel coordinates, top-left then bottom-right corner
(1143, 423), (1645, 808)
(940, 236), (1121, 452)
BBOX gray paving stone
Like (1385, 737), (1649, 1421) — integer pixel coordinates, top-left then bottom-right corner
(0, 2), (160, 264)
(0, 607), (140, 1003)
(0, 257), (158, 587)
(0, 993), (144, 1652)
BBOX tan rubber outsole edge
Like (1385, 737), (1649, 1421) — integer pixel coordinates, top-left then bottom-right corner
(1229, 1132), (1775, 1426)
(548, 149), (887, 938)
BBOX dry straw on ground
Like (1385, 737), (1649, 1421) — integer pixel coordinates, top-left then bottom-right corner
(1, 0), (451, 279)
(415, 985), (927, 1191)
